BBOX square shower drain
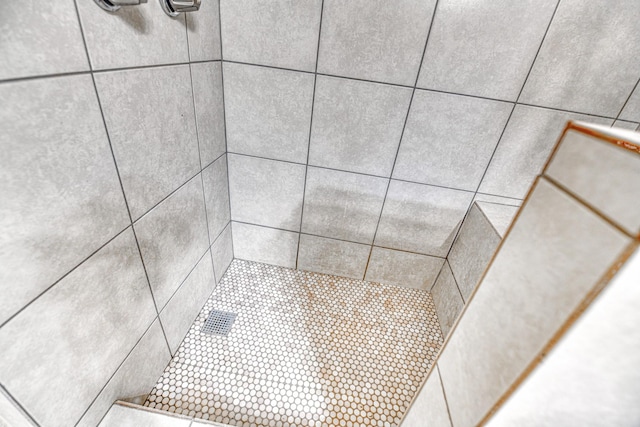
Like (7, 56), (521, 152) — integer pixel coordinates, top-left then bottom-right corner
(201, 310), (237, 336)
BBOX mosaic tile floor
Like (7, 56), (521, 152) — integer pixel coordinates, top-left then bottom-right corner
(144, 260), (443, 427)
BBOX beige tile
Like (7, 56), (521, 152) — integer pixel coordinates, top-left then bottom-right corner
(297, 234), (370, 279)
(365, 247), (444, 289)
(437, 178), (631, 427)
(0, 229), (157, 426)
(487, 248), (640, 427)
(546, 129), (640, 235)
(232, 222), (299, 268)
(402, 366), (451, 427)
(77, 321), (171, 427)
(431, 262), (464, 338)
(99, 404), (190, 427)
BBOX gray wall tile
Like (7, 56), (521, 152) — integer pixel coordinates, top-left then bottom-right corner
(0, 229), (157, 427)
(309, 76), (412, 176)
(479, 105), (612, 199)
(160, 253), (215, 353)
(99, 404), (191, 427)
(134, 176), (210, 309)
(224, 63), (314, 163)
(232, 222), (299, 269)
(191, 62), (226, 166)
(318, 0), (436, 85)
(211, 223), (234, 282)
(0, 0), (88, 80)
(203, 155), (231, 241)
(619, 83), (640, 122)
(365, 247), (444, 289)
(95, 65), (200, 219)
(375, 180), (474, 257)
(393, 90), (512, 190)
(297, 234), (370, 279)
(220, 0), (322, 71)
(301, 168), (387, 244)
(519, 0), (640, 117)
(417, 0), (557, 101)
(186, 0), (221, 61)
(402, 366), (451, 427)
(0, 75), (130, 325)
(431, 262), (464, 338)
(0, 387), (35, 427)
(612, 120), (639, 130)
(228, 155), (306, 231)
(76, 1), (188, 70)
(76, 320), (171, 427)
(476, 202), (518, 238)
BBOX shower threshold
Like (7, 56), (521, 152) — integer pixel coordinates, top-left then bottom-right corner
(144, 260), (443, 427)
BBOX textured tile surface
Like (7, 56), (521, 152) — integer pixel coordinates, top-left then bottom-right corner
(228, 155), (306, 231)
(431, 262), (464, 338)
(365, 247), (445, 290)
(95, 65), (200, 219)
(393, 90), (512, 190)
(375, 181), (473, 257)
(231, 222), (299, 269)
(134, 176), (209, 309)
(191, 62), (226, 167)
(309, 76), (412, 176)
(186, 0), (221, 61)
(301, 167), (388, 244)
(0, 229), (156, 427)
(224, 63), (314, 163)
(77, 321), (172, 427)
(417, 0), (557, 100)
(0, 75), (129, 325)
(220, 0), (322, 71)
(402, 366), (451, 427)
(145, 260), (443, 426)
(202, 156), (231, 241)
(297, 234), (370, 279)
(479, 105), (612, 199)
(0, 0), (88, 80)
(318, 0), (436, 85)
(76, 0), (188, 70)
(519, 0), (640, 117)
(437, 178), (631, 427)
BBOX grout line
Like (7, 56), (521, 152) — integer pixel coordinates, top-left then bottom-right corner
(295, 0), (325, 270)
(363, 0), (441, 281)
(614, 76), (640, 122)
(447, 260), (467, 305)
(0, 383), (41, 427)
(157, 247), (211, 315)
(437, 365), (455, 427)
(428, 261), (446, 293)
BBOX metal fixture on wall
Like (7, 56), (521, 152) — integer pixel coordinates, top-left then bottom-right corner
(159, 0), (201, 16)
(93, 0), (147, 12)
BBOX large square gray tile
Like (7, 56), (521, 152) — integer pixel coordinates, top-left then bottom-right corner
(191, 62), (226, 167)
(393, 90), (512, 190)
(375, 180), (473, 257)
(211, 223), (233, 282)
(134, 176), (209, 309)
(76, 0), (188, 70)
(77, 320), (171, 427)
(186, 0), (221, 61)
(0, 75), (129, 325)
(417, 0), (557, 101)
(160, 253), (215, 353)
(0, 0), (88, 80)
(0, 229), (157, 427)
(478, 105), (612, 199)
(224, 62), (314, 163)
(309, 76), (412, 176)
(301, 167), (387, 244)
(228, 155), (306, 231)
(202, 155), (231, 241)
(232, 222), (299, 269)
(220, 0), (322, 71)
(431, 261), (464, 338)
(437, 178), (630, 427)
(519, 0), (640, 117)
(365, 247), (444, 289)
(95, 65), (200, 219)
(318, 0), (436, 85)
(297, 234), (370, 279)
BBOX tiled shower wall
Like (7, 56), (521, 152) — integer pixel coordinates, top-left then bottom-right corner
(224, 0), (640, 287)
(0, 1), (231, 426)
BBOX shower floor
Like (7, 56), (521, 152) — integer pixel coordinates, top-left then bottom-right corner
(144, 260), (443, 427)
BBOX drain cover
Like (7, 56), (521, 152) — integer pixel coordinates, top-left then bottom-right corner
(202, 310), (237, 336)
